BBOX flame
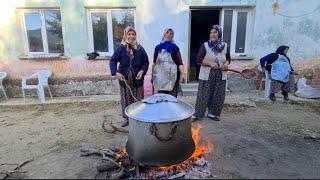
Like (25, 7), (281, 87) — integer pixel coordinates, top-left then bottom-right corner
(191, 124), (213, 158)
(155, 124), (214, 171)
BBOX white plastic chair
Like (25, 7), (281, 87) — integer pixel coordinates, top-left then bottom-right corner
(22, 70), (53, 103)
(264, 71), (271, 99)
(258, 65), (271, 99)
(0, 72), (8, 100)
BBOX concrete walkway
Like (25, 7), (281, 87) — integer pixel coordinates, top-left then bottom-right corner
(0, 90), (316, 108)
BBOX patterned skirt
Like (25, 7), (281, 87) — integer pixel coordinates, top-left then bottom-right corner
(119, 71), (144, 119)
(270, 74), (294, 94)
(194, 69), (226, 118)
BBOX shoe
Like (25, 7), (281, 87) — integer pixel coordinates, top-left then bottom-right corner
(269, 93), (276, 102)
(121, 119), (129, 127)
(282, 92), (289, 101)
(207, 114), (220, 121)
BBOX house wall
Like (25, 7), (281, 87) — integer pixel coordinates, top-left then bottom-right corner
(0, 0), (319, 63)
(252, 0), (320, 61)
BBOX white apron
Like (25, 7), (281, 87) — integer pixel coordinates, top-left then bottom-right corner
(198, 42), (228, 80)
(153, 49), (178, 91)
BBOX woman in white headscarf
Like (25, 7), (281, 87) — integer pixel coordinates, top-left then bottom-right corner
(109, 27), (149, 127)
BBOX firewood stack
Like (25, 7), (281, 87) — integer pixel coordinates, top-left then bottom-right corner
(80, 146), (213, 179)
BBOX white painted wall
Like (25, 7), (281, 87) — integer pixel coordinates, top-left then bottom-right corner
(0, 0), (319, 64)
(252, 0), (320, 60)
(134, 0), (189, 64)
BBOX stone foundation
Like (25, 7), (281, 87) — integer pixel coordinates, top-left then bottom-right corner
(2, 75), (120, 98)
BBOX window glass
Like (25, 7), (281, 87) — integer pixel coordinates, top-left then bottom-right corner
(111, 10), (135, 51)
(45, 10), (64, 53)
(25, 12), (43, 52)
(91, 13), (109, 52)
(235, 12), (247, 53)
(223, 10), (233, 49)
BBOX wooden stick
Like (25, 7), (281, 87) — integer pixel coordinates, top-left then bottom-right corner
(102, 120), (128, 133)
(109, 124), (129, 133)
(102, 120), (116, 133)
(2, 159), (33, 179)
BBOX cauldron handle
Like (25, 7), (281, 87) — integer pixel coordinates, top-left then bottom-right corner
(149, 122), (177, 141)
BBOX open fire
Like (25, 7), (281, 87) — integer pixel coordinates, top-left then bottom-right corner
(81, 124), (214, 179)
(137, 124), (214, 179)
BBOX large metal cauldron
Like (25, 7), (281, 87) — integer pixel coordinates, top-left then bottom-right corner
(125, 94), (195, 167)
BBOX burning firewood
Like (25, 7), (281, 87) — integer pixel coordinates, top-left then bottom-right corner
(81, 124), (214, 179)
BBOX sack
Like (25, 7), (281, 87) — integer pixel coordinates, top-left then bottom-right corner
(295, 78), (320, 99)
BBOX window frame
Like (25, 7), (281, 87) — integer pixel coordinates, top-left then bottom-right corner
(86, 8), (136, 56)
(221, 8), (252, 56)
(20, 9), (64, 56)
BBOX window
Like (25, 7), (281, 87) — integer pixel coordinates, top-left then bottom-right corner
(222, 10), (233, 49)
(235, 12), (248, 53)
(22, 10), (64, 55)
(221, 9), (251, 55)
(87, 9), (135, 56)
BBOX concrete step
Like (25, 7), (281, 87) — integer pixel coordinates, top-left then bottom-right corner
(180, 83), (198, 89)
(180, 83), (198, 96)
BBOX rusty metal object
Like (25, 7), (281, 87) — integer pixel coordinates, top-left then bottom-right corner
(223, 68), (256, 79)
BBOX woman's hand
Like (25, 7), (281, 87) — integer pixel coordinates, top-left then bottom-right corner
(221, 63), (229, 70)
(115, 72), (124, 81)
(178, 65), (186, 83)
(136, 70), (144, 80)
(180, 72), (186, 83)
(210, 62), (219, 69)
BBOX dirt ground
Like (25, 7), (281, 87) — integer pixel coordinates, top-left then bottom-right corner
(0, 99), (319, 179)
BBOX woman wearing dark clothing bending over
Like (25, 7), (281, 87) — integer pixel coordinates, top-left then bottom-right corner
(260, 45), (298, 102)
(109, 27), (149, 127)
(152, 28), (186, 97)
(192, 25), (231, 122)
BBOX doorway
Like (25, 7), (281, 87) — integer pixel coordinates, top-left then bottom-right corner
(189, 9), (220, 81)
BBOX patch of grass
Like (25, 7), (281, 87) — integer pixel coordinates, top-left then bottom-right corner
(32, 109), (45, 116)
(291, 100), (320, 115)
(223, 105), (251, 114)
(250, 120), (320, 136)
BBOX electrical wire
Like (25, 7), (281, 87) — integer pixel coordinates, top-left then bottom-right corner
(277, 6), (320, 18)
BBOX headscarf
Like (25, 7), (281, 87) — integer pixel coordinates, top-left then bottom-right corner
(275, 45), (293, 71)
(121, 26), (139, 59)
(276, 45), (289, 55)
(208, 25), (225, 53)
(157, 28), (176, 54)
(276, 45), (291, 61)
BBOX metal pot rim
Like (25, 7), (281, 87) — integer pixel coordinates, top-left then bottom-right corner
(127, 112), (194, 123)
(125, 101), (195, 123)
